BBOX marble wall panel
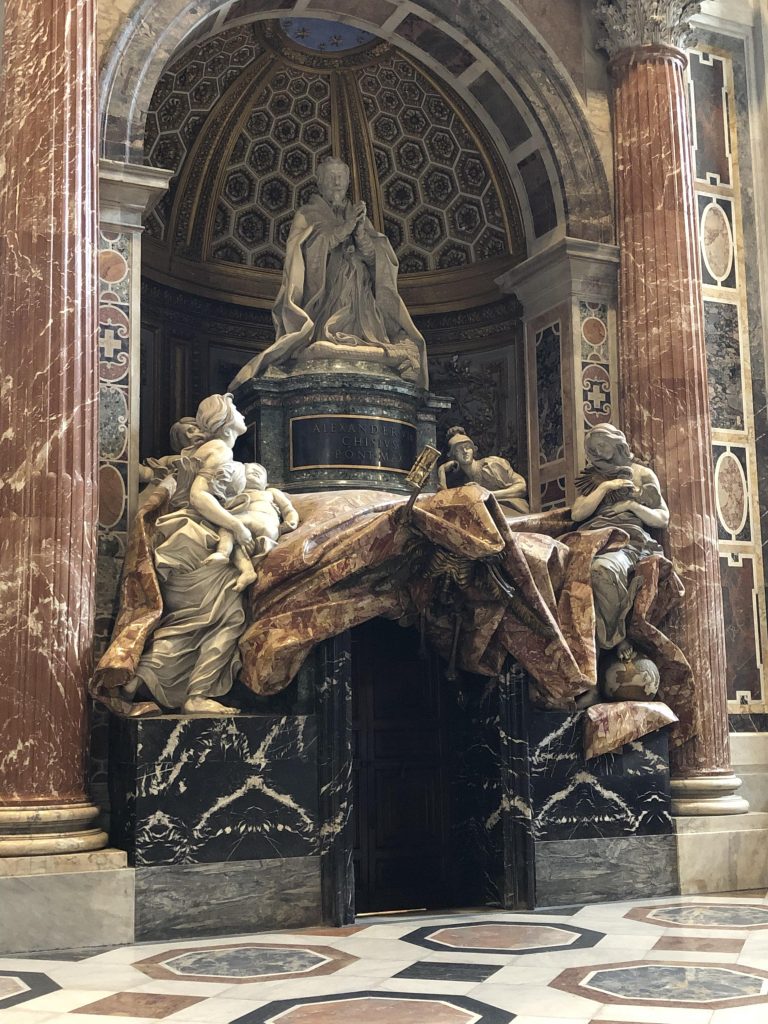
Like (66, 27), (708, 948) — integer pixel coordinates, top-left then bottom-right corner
(689, 50), (731, 186)
(688, 39), (768, 708)
(109, 714), (319, 866)
(705, 301), (744, 430)
(719, 555), (762, 701)
(96, 230), (132, 657)
(540, 476), (566, 511)
(468, 73), (532, 152)
(714, 444), (751, 542)
(535, 322), (563, 465)
(579, 300), (612, 429)
(517, 150), (557, 237)
(395, 14), (474, 75)
(527, 711), (673, 842)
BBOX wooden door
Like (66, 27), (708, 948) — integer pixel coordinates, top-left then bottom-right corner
(351, 618), (450, 913)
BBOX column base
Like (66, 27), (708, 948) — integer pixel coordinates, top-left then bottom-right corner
(670, 774), (749, 815)
(0, 802), (108, 856)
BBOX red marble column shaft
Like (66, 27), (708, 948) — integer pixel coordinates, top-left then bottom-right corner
(0, 0), (105, 849)
(611, 46), (735, 789)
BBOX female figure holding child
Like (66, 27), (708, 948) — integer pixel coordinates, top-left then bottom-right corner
(120, 394), (297, 715)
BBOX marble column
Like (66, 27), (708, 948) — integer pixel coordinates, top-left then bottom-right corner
(595, 1), (747, 813)
(0, 0), (107, 852)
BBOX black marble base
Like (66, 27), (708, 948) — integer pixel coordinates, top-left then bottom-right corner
(534, 834), (679, 906)
(528, 710), (673, 840)
(109, 713), (319, 866)
(134, 857), (322, 940)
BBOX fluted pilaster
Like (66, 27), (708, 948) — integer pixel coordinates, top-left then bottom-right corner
(0, 0), (107, 851)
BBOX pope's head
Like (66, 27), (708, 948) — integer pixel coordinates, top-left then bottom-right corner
(317, 157), (350, 207)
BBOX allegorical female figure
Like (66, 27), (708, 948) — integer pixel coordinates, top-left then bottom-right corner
(438, 425), (530, 515)
(571, 423), (670, 652)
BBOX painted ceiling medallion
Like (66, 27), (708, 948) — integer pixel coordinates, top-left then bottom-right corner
(279, 18), (376, 53)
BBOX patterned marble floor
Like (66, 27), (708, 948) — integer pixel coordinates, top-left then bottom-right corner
(4, 892), (768, 1024)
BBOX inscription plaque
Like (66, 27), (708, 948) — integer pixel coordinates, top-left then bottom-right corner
(290, 415), (417, 473)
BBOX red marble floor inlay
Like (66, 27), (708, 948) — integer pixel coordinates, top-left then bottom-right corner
(73, 993), (204, 1018)
(430, 923), (577, 950)
(268, 996), (478, 1023)
(653, 936), (746, 953)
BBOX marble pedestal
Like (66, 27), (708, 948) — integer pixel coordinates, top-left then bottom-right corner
(527, 711), (679, 906)
(0, 851), (133, 954)
(233, 368), (450, 493)
(674, 731), (768, 894)
(108, 713), (322, 940)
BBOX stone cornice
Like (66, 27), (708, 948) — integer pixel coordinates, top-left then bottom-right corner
(594, 0), (701, 59)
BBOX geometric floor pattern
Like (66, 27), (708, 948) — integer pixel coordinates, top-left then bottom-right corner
(4, 892), (768, 1024)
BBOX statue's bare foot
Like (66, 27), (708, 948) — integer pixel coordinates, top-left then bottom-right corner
(617, 640), (635, 661)
(233, 568), (257, 593)
(204, 552), (230, 565)
(575, 686), (601, 710)
(182, 697), (241, 715)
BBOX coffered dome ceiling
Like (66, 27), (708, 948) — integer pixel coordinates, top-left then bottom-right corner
(143, 19), (527, 313)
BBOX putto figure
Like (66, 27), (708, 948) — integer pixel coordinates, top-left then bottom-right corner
(571, 423), (670, 653)
(438, 425), (529, 515)
(229, 156), (428, 388)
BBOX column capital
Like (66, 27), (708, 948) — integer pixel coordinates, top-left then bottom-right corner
(99, 159), (173, 229)
(594, 0), (701, 60)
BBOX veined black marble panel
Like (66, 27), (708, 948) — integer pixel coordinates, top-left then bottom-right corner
(535, 834), (679, 906)
(134, 857), (321, 941)
(730, 713), (768, 732)
(109, 714), (318, 866)
(528, 710), (673, 841)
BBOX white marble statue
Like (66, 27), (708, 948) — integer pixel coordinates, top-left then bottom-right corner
(229, 156), (428, 389)
(205, 461), (299, 593)
(438, 425), (530, 516)
(122, 394), (275, 716)
(571, 423), (670, 657)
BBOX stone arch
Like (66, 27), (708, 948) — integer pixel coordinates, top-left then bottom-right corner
(100, 0), (612, 244)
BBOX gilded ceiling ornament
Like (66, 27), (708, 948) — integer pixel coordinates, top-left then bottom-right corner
(593, 0), (701, 59)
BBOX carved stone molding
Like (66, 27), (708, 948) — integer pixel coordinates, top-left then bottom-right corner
(594, 0), (701, 59)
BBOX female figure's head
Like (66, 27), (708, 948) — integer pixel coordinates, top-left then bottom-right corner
(446, 425), (477, 470)
(195, 393), (247, 446)
(585, 423), (633, 472)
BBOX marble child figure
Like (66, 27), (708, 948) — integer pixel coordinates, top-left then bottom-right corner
(571, 423), (670, 702)
(438, 425), (530, 515)
(229, 156), (428, 388)
(206, 462), (300, 592)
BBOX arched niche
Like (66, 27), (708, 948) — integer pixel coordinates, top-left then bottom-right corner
(100, 0), (612, 246)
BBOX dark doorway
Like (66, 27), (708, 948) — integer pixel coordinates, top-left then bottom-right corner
(351, 618), (451, 913)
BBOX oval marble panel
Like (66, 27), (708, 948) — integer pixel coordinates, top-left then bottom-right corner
(581, 315), (607, 347)
(701, 202), (734, 283)
(715, 451), (748, 536)
(99, 385), (129, 460)
(98, 464), (126, 529)
(98, 248), (128, 284)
